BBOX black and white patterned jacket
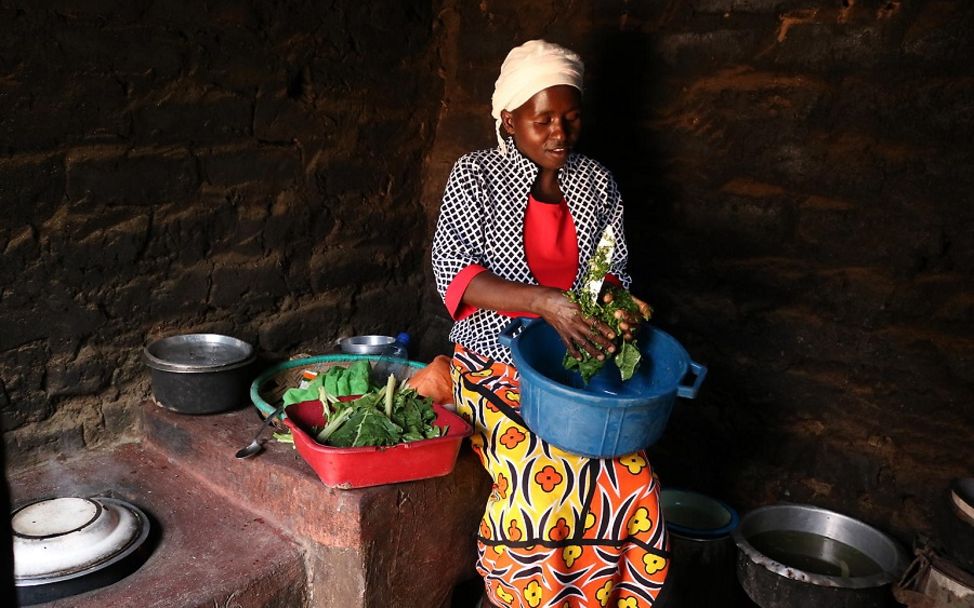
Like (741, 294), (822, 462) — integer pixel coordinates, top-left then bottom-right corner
(432, 140), (632, 363)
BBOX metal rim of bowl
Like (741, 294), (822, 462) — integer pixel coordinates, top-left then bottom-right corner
(731, 503), (909, 590)
(339, 335), (397, 355)
(142, 333), (256, 374)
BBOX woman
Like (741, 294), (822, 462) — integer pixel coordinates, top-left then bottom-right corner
(432, 40), (669, 608)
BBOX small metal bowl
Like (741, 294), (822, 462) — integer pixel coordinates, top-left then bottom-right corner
(143, 333), (256, 414)
(339, 335), (404, 357)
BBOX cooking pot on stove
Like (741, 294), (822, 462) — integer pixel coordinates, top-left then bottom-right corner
(143, 333), (256, 414)
(13, 496), (152, 605)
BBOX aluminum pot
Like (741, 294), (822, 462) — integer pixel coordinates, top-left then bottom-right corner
(733, 504), (910, 608)
(13, 496), (153, 605)
(143, 333), (256, 414)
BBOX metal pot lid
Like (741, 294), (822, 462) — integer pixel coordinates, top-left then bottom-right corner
(13, 497), (150, 584)
(143, 333), (256, 373)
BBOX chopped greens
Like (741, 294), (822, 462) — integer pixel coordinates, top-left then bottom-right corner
(272, 432), (294, 445)
(580, 227), (616, 306)
(311, 373), (445, 448)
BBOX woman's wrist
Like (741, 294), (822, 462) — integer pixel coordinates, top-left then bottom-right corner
(525, 285), (557, 316)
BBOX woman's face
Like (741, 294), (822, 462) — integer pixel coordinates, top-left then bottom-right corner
(501, 85), (582, 172)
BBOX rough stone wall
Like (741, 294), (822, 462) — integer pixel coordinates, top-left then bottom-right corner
(2, 0), (971, 554)
(0, 1), (440, 468)
(421, 0), (973, 547)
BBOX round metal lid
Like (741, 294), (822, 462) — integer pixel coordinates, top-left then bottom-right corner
(143, 333), (255, 373)
(13, 497), (150, 584)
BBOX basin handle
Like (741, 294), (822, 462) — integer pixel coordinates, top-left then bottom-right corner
(498, 317), (538, 347)
(676, 362), (707, 399)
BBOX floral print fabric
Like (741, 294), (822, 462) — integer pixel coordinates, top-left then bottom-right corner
(452, 344), (669, 608)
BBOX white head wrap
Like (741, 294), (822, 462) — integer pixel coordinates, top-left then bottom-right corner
(491, 39), (584, 155)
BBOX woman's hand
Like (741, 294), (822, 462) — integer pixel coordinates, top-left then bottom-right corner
(536, 288), (617, 361)
(602, 291), (652, 342)
(459, 274), (637, 359)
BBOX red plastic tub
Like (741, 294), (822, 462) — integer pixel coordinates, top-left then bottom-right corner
(283, 399), (473, 489)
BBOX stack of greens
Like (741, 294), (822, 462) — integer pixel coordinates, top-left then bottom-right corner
(314, 373), (445, 448)
(281, 360), (371, 406)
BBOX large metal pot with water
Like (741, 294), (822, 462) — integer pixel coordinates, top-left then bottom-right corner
(733, 504), (910, 608)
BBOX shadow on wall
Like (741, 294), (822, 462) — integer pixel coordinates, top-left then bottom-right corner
(578, 30), (747, 500)
(583, 30), (678, 296)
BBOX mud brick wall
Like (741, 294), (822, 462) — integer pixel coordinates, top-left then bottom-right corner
(0, 1), (440, 468)
(2, 0), (972, 554)
(421, 0), (973, 548)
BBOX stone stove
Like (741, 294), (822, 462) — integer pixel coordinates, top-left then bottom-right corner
(8, 402), (490, 607)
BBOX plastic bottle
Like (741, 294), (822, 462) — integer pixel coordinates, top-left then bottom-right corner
(393, 332), (411, 359)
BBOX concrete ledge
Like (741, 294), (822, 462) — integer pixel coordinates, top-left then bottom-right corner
(142, 401), (492, 607)
(8, 443), (308, 608)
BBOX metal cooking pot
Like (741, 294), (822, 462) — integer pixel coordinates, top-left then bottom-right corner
(733, 504), (910, 608)
(143, 333), (256, 414)
(13, 496), (153, 605)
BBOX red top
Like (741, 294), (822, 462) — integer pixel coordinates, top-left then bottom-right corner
(445, 195), (579, 320)
(524, 195), (579, 290)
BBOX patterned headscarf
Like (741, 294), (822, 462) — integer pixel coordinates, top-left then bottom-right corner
(491, 40), (584, 155)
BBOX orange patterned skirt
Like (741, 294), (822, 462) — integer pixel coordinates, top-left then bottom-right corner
(451, 344), (670, 608)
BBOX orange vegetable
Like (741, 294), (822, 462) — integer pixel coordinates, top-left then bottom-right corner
(407, 355), (454, 405)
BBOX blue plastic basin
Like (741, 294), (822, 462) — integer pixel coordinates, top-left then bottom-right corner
(661, 488), (739, 539)
(498, 318), (706, 458)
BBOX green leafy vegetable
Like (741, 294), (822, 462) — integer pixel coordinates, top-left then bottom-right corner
(563, 350), (606, 384)
(347, 360), (371, 395)
(337, 372), (351, 397)
(282, 362), (375, 406)
(310, 379), (444, 448)
(326, 404), (402, 447)
(323, 366), (341, 396)
(615, 340), (641, 380)
(562, 285), (651, 384)
(315, 406), (355, 443)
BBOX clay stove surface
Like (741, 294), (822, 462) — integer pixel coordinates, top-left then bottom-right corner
(142, 400), (492, 608)
(8, 442), (307, 608)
